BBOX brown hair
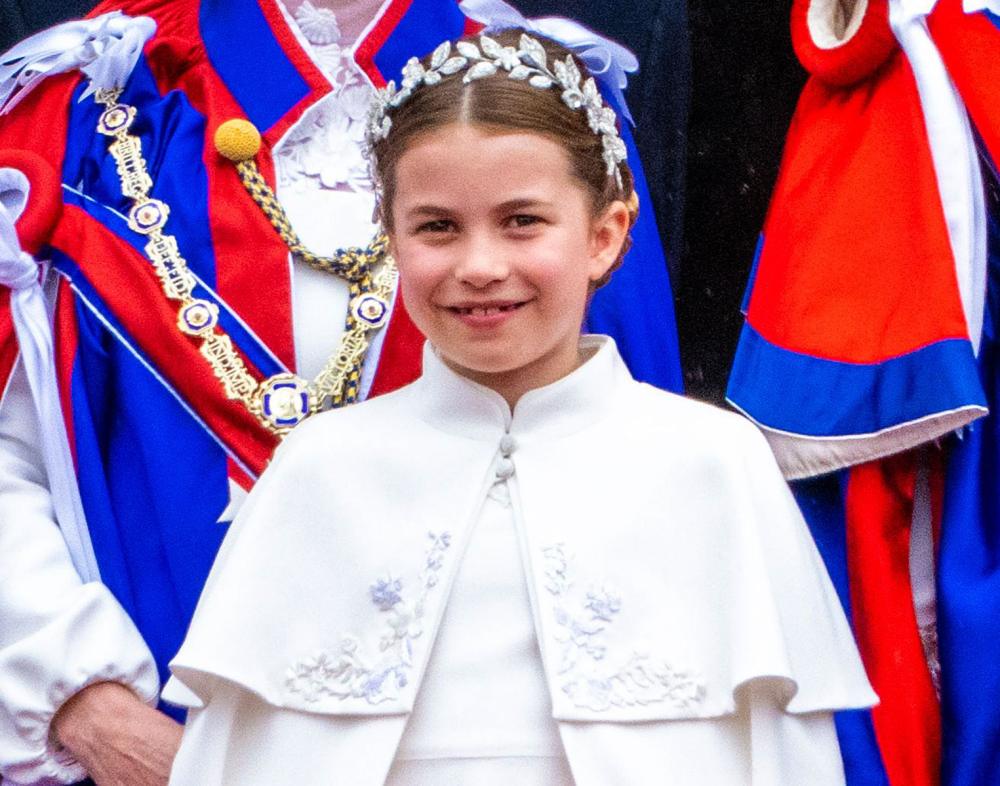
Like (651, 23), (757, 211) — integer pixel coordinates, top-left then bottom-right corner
(370, 29), (637, 284)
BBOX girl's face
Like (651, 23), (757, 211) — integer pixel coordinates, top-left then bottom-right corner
(389, 123), (628, 405)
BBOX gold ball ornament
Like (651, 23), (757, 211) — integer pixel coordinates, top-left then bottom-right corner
(214, 119), (261, 162)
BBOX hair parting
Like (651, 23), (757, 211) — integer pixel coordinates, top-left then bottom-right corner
(368, 29), (638, 285)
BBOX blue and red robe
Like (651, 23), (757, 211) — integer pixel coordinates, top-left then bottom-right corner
(927, 7), (1000, 786)
(728, 1), (1000, 784)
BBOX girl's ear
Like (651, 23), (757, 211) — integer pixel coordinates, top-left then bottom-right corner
(587, 200), (630, 283)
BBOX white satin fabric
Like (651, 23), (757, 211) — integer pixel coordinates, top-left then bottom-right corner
(963, 0), (1000, 12)
(458, 0), (638, 122)
(166, 337), (875, 785)
(171, 474), (576, 785)
(0, 11), (156, 115)
(387, 475), (572, 783)
(0, 168), (99, 583)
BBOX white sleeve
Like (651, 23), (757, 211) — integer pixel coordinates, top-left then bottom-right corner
(746, 680), (846, 785)
(0, 358), (160, 785)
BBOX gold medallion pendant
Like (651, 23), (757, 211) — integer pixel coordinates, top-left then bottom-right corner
(95, 92), (395, 436)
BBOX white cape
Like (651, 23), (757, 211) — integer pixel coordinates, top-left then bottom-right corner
(167, 336), (876, 782)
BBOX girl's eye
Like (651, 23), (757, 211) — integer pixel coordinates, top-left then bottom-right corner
(507, 214), (542, 229)
(416, 219), (455, 234)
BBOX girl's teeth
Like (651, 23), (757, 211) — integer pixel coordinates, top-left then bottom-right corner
(455, 304), (519, 315)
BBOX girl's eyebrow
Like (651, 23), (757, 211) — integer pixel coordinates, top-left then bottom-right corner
(406, 204), (455, 218)
(494, 197), (553, 212)
(406, 197), (552, 218)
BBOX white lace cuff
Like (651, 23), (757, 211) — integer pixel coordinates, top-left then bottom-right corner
(0, 583), (159, 785)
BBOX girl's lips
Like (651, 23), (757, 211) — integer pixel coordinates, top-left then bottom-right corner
(444, 300), (528, 328)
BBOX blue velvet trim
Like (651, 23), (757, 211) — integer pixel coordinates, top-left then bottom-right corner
(57, 253), (231, 718)
(938, 188), (1000, 786)
(373, 0), (468, 84)
(727, 323), (985, 438)
(585, 90), (683, 393)
(199, 0), (312, 133)
(58, 50), (288, 381)
(58, 187), (287, 381)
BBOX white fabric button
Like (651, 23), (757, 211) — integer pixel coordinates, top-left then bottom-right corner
(495, 457), (515, 480)
(499, 434), (516, 456)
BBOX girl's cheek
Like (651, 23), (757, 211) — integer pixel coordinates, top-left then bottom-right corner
(412, 249), (455, 279)
(397, 256), (444, 305)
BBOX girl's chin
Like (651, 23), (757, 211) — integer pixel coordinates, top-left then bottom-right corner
(436, 348), (530, 379)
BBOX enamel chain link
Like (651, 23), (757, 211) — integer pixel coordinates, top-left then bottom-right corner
(93, 88), (396, 436)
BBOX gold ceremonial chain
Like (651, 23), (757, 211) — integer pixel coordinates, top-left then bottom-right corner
(94, 90), (396, 436)
(214, 119), (394, 411)
(218, 120), (386, 282)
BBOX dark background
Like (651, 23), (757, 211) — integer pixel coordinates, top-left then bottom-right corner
(680, 3), (805, 400)
(1, 0), (807, 403)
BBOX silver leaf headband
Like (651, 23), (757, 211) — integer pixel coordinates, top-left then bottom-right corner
(365, 32), (628, 189)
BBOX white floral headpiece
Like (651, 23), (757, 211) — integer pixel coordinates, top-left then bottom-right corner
(365, 32), (628, 189)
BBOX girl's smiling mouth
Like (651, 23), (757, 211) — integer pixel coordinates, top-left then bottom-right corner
(445, 300), (529, 317)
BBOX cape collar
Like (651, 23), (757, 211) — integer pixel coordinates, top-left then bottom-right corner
(198, 0), (474, 140)
(415, 334), (627, 442)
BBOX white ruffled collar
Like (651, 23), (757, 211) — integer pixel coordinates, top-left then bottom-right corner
(273, 1), (374, 193)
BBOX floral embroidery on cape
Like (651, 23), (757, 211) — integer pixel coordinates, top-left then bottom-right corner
(285, 531), (452, 705)
(542, 543), (706, 713)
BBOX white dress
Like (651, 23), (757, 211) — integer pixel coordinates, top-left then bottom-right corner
(385, 478), (575, 784)
(166, 338), (876, 785)
(170, 467), (576, 785)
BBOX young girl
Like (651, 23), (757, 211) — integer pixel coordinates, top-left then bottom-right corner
(164, 29), (876, 785)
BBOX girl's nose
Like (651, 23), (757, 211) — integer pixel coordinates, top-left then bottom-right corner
(453, 234), (510, 288)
